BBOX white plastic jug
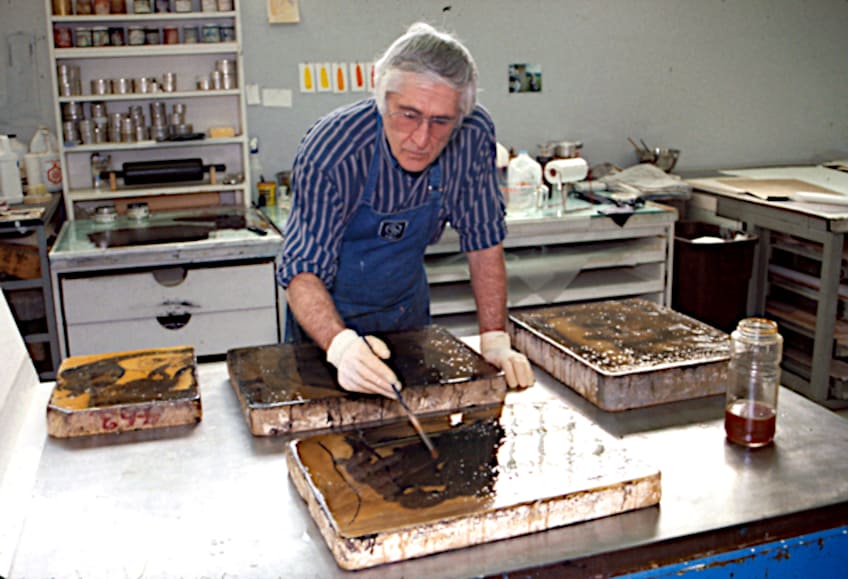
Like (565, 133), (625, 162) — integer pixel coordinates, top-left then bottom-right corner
(8, 134), (27, 181)
(507, 151), (542, 212)
(0, 135), (24, 205)
(29, 127), (62, 193)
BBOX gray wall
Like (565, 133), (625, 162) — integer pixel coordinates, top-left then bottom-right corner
(3, 0), (847, 176)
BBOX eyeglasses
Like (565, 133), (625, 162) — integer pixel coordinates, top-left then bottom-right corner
(385, 110), (457, 138)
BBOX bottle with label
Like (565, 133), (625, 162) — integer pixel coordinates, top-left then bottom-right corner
(248, 137), (263, 207)
(506, 150), (543, 213)
(7, 134), (27, 182)
(29, 127), (63, 193)
(0, 135), (24, 205)
(724, 317), (783, 448)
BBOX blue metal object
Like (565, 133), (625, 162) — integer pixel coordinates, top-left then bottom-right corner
(620, 525), (848, 578)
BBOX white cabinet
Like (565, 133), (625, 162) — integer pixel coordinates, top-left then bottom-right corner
(424, 203), (677, 334)
(45, 1), (250, 218)
(61, 260), (277, 356)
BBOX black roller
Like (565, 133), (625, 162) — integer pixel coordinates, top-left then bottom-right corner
(105, 158), (226, 185)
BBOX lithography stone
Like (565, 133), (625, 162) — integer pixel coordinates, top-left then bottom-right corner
(227, 325), (507, 436)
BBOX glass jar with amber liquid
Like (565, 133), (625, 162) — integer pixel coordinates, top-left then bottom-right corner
(724, 318), (783, 447)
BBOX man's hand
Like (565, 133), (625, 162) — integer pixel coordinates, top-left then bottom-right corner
(480, 330), (535, 388)
(326, 329), (399, 398)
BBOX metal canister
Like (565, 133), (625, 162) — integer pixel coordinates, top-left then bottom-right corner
(201, 23), (220, 43)
(163, 26), (179, 44)
(133, 0), (153, 14)
(61, 101), (84, 121)
(78, 120), (95, 144)
(57, 64), (81, 96)
(120, 116), (137, 142)
(127, 26), (145, 46)
(195, 75), (210, 90)
(90, 101), (108, 119)
(92, 26), (110, 47)
(109, 27), (125, 46)
(149, 100), (167, 121)
(183, 26), (199, 43)
(220, 24), (235, 42)
(62, 120), (79, 145)
(133, 77), (153, 93)
(112, 77), (131, 94)
(144, 26), (161, 45)
(54, 27), (73, 48)
(162, 72), (178, 92)
(209, 69), (222, 90)
(75, 27), (93, 48)
(91, 78), (111, 95)
(52, 0), (72, 15)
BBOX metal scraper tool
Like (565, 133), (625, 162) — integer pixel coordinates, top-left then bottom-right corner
(391, 382), (439, 460)
(360, 334), (439, 459)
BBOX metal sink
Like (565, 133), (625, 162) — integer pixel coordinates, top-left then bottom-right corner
(87, 224), (213, 248)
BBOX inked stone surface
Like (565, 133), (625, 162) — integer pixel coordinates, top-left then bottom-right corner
(509, 299), (731, 411)
(227, 325), (507, 436)
(47, 345), (201, 437)
(287, 395), (662, 570)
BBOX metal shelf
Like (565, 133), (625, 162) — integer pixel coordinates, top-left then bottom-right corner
(58, 89), (240, 102)
(51, 11), (237, 24)
(54, 42), (239, 59)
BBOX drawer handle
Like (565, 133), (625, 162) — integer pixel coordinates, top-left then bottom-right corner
(152, 267), (188, 287)
(156, 313), (191, 330)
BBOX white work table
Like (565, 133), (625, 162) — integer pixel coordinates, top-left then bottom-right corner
(688, 165), (848, 408)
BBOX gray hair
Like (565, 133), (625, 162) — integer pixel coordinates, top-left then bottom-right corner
(373, 22), (478, 119)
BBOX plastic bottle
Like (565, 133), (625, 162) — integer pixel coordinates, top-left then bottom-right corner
(506, 150), (543, 212)
(724, 318), (783, 448)
(0, 135), (24, 205)
(248, 137), (264, 207)
(29, 127), (63, 193)
(7, 134), (27, 182)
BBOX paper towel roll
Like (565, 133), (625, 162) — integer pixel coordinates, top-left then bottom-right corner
(544, 158), (588, 185)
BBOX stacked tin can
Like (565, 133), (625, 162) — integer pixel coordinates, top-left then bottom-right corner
(57, 64), (82, 97)
(61, 102), (85, 144)
(149, 101), (168, 142)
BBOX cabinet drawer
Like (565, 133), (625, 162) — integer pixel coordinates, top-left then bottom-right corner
(66, 307), (278, 358)
(62, 261), (275, 324)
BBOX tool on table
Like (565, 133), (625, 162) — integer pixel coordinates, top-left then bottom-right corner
(361, 334), (439, 459)
(390, 382), (439, 460)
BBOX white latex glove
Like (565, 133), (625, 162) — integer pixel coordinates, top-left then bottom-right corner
(480, 330), (535, 388)
(326, 329), (399, 398)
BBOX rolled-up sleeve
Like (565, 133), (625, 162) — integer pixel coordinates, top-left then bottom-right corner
(449, 114), (507, 253)
(277, 160), (346, 289)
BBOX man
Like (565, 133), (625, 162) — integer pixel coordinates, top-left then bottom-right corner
(278, 22), (534, 398)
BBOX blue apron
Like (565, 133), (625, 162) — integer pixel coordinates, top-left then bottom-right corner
(285, 115), (443, 343)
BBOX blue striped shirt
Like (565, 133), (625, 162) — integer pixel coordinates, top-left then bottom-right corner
(278, 97), (507, 289)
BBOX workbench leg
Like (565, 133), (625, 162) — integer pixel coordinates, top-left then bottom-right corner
(809, 232), (843, 402)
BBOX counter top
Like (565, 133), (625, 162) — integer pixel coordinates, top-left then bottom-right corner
(49, 206), (282, 271)
(261, 197), (676, 248)
(2, 344), (846, 578)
